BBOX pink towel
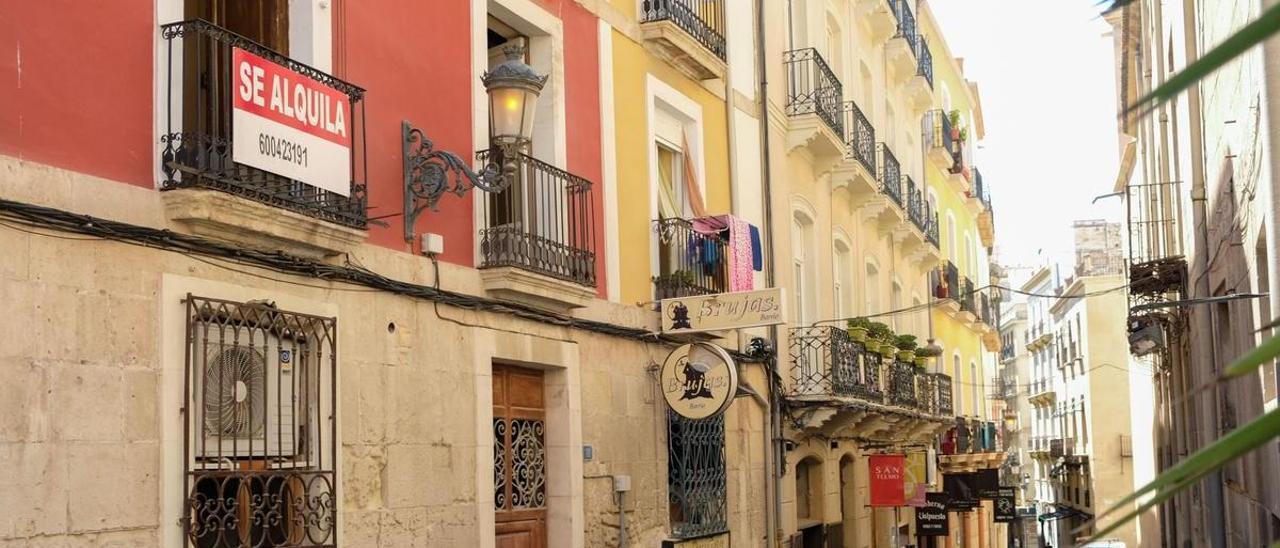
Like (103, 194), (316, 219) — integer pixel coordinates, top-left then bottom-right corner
(717, 214), (754, 292)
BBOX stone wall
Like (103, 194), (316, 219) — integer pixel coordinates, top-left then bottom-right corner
(0, 156), (769, 547)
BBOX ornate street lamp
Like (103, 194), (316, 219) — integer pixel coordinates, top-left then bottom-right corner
(402, 46), (548, 242)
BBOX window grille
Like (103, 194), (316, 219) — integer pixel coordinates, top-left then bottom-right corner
(182, 295), (337, 548)
(667, 412), (727, 538)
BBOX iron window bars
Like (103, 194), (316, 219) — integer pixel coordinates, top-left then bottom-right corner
(668, 412), (728, 538)
(161, 20), (368, 229)
(844, 101), (876, 174)
(181, 295), (337, 548)
(876, 144), (903, 207)
(652, 217), (729, 300)
(476, 148), (597, 287)
(784, 48), (845, 137)
(640, 0), (726, 61)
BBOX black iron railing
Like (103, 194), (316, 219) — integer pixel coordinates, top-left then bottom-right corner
(916, 36), (933, 88)
(641, 0), (726, 61)
(960, 277), (977, 313)
(891, 0), (919, 52)
(918, 373), (938, 414)
(906, 176), (927, 232)
(785, 48), (844, 137)
(926, 212), (940, 247)
(160, 20), (368, 229)
(788, 326), (883, 402)
(935, 374), (953, 415)
(477, 149), (597, 287)
(936, 261), (961, 299)
(923, 109), (953, 158)
(973, 167), (992, 210)
(653, 217), (728, 300)
(182, 296), (338, 548)
(876, 144), (903, 206)
(668, 412), (728, 538)
(980, 292), (993, 326)
(888, 361), (919, 408)
(844, 101), (876, 174)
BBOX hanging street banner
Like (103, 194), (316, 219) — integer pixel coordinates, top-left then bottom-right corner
(994, 487), (1017, 523)
(232, 47), (352, 196)
(975, 468), (1001, 500)
(943, 473), (978, 510)
(660, 343), (738, 420)
(915, 493), (951, 536)
(904, 452), (928, 507)
(660, 287), (785, 334)
(869, 454), (906, 507)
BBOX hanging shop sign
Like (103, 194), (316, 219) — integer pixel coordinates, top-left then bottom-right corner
(232, 47), (352, 196)
(943, 473), (978, 510)
(994, 487), (1017, 523)
(660, 287), (785, 334)
(915, 493), (951, 536)
(904, 452), (928, 507)
(975, 468), (1001, 500)
(869, 454), (906, 507)
(660, 343), (738, 420)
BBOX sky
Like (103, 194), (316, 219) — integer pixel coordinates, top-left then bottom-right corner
(929, 0), (1126, 271)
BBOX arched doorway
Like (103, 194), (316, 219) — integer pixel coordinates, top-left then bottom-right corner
(839, 454), (857, 548)
(795, 456), (825, 548)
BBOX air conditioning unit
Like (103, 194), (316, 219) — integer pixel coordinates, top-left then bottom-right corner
(194, 329), (297, 459)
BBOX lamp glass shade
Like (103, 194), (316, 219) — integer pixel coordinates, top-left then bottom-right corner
(488, 85), (538, 145)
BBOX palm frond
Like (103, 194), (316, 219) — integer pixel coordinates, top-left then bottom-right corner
(1127, 4), (1280, 115)
(1224, 331), (1280, 378)
(1076, 407), (1280, 543)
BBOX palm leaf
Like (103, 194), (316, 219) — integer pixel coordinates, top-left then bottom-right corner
(1076, 407), (1280, 543)
(1223, 331), (1280, 378)
(1127, 3), (1280, 115)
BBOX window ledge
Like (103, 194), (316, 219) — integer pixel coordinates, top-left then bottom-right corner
(480, 266), (596, 313)
(162, 188), (367, 259)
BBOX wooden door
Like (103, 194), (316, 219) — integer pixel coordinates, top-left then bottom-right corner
(493, 365), (547, 548)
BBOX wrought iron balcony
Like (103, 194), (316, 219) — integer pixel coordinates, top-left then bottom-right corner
(652, 217), (728, 300)
(923, 109), (955, 169)
(641, 0), (725, 60)
(788, 326), (883, 403)
(905, 176), (928, 232)
(935, 374), (954, 415)
(785, 48), (845, 137)
(915, 36), (933, 88)
(160, 20), (368, 229)
(876, 144), (903, 206)
(888, 361), (919, 408)
(891, 0), (919, 51)
(477, 149), (597, 287)
(972, 167), (992, 210)
(935, 261), (961, 300)
(844, 101), (876, 174)
(925, 212), (940, 247)
(959, 277), (977, 314)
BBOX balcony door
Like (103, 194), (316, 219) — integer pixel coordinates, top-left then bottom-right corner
(182, 0), (289, 138)
(493, 365), (547, 548)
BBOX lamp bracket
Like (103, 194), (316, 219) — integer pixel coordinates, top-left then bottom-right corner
(402, 120), (515, 242)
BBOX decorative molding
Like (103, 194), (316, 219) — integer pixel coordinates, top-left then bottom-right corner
(161, 189), (366, 259)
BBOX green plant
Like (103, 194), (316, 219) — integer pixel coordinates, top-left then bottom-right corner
(948, 109), (961, 127)
(958, 127), (969, 142)
(867, 321), (893, 342)
(894, 334), (918, 352)
(847, 317), (871, 330)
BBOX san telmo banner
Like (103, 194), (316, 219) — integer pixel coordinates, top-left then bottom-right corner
(869, 454), (906, 507)
(660, 287), (785, 334)
(903, 452), (928, 507)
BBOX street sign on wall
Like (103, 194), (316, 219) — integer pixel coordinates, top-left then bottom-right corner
(232, 47), (352, 196)
(869, 454), (906, 507)
(660, 287), (785, 334)
(994, 487), (1016, 523)
(659, 343), (738, 420)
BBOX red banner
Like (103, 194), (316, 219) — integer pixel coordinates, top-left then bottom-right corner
(869, 454), (906, 507)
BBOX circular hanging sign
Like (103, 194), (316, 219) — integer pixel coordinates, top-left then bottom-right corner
(660, 343), (739, 420)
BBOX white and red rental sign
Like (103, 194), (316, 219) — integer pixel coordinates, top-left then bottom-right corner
(232, 47), (351, 196)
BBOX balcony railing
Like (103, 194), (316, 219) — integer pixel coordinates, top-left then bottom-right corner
(905, 176), (927, 232)
(888, 361), (919, 408)
(477, 149), (597, 287)
(844, 101), (876, 174)
(980, 292), (994, 326)
(876, 144), (903, 206)
(973, 167), (992, 210)
(160, 20), (368, 229)
(915, 37), (933, 88)
(788, 326), (884, 402)
(652, 217), (728, 300)
(935, 261), (961, 300)
(925, 212), (940, 247)
(891, 0), (919, 52)
(923, 109), (954, 157)
(935, 374), (954, 415)
(640, 0), (726, 60)
(959, 277), (977, 314)
(785, 48), (844, 137)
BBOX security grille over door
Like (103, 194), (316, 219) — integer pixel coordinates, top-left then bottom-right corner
(493, 365), (548, 548)
(668, 412), (727, 538)
(182, 295), (337, 548)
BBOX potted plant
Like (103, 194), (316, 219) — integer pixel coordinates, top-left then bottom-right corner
(895, 334), (918, 362)
(948, 109), (962, 139)
(913, 355), (929, 369)
(867, 321), (893, 351)
(958, 127), (969, 143)
(847, 317), (871, 342)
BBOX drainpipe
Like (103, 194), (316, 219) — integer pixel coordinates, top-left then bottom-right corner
(756, 0), (784, 544)
(1173, 0), (1226, 544)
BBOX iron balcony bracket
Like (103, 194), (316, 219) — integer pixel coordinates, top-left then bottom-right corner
(402, 120), (517, 242)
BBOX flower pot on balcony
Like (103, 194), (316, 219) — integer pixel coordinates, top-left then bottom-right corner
(897, 350), (915, 362)
(913, 357), (928, 368)
(848, 326), (868, 342)
(880, 345), (898, 360)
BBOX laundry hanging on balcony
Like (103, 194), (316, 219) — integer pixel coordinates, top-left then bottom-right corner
(690, 215), (755, 292)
